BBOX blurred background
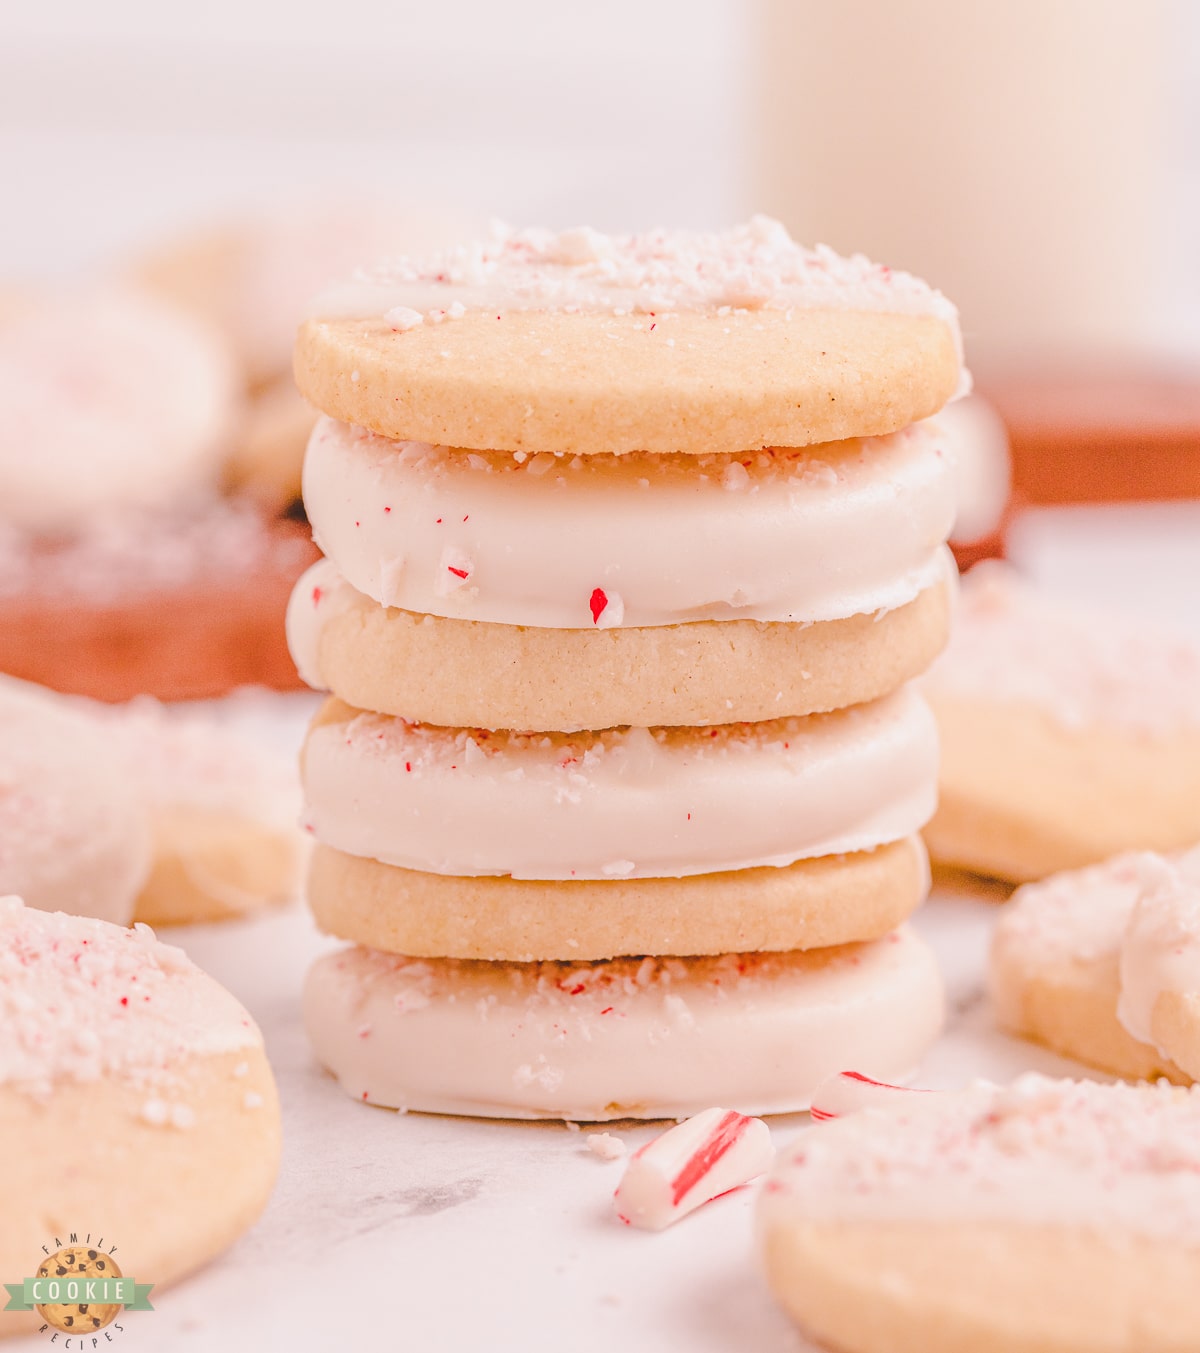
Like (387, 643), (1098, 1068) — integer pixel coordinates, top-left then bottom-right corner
(3, 0), (1200, 700)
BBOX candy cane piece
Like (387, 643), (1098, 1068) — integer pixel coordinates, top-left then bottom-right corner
(613, 1107), (774, 1230)
(810, 1070), (930, 1122)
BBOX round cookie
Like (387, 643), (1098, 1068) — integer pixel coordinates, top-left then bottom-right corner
(303, 924), (943, 1119)
(301, 687), (938, 881)
(992, 850), (1200, 1084)
(923, 563), (1200, 882)
(0, 678), (150, 925)
(288, 558), (953, 732)
(296, 218), (963, 455)
(301, 416), (955, 629)
(0, 899), (280, 1338)
(306, 835), (931, 961)
(0, 284), (238, 533)
(96, 699), (303, 927)
(759, 1076), (1200, 1353)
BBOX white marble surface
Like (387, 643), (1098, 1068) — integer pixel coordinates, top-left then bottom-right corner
(9, 501), (1196, 1352)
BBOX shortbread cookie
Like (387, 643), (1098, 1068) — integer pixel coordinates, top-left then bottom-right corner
(0, 900), (280, 1337)
(98, 699), (303, 926)
(303, 417), (955, 628)
(288, 558), (952, 731)
(992, 850), (1200, 1083)
(0, 681), (150, 924)
(302, 686), (937, 880)
(760, 1075), (1200, 1353)
(924, 562), (1200, 882)
(307, 835), (930, 961)
(224, 376), (317, 510)
(0, 501), (316, 701)
(296, 219), (964, 455)
(304, 925), (943, 1119)
(0, 285), (237, 533)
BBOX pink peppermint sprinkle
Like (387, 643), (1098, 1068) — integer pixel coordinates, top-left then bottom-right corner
(613, 1107), (774, 1231)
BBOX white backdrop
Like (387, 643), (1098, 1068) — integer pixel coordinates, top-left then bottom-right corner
(0, 0), (748, 276)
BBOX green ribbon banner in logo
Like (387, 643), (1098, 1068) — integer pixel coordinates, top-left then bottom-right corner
(4, 1277), (154, 1311)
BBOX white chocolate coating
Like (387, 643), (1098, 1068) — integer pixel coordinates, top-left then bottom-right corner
(927, 563), (1200, 733)
(932, 394), (1011, 545)
(310, 217), (965, 385)
(0, 286), (237, 533)
(0, 897), (260, 1096)
(761, 1075), (1200, 1247)
(301, 686), (938, 880)
(286, 558), (359, 691)
(302, 417), (956, 629)
(303, 926), (944, 1120)
(0, 678), (151, 925)
(613, 1108), (774, 1230)
(991, 848), (1200, 1062)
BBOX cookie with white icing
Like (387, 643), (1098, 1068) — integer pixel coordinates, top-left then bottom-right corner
(0, 680), (150, 925)
(992, 849), (1200, 1083)
(304, 925), (943, 1120)
(296, 219), (964, 455)
(759, 1075), (1200, 1353)
(0, 900), (280, 1337)
(924, 562), (1200, 882)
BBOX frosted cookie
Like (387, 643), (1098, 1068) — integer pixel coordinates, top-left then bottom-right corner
(934, 393), (1013, 569)
(992, 850), (1200, 1084)
(0, 500), (316, 701)
(0, 681), (150, 925)
(760, 1075), (1200, 1353)
(99, 699), (303, 926)
(297, 218), (964, 455)
(302, 687), (937, 880)
(307, 835), (930, 961)
(923, 562), (1200, 882)
(224, 376), (317, 510)
(0, 900), (280, 1337)
(136, 206), (476, 388)
(288, 557), (952, 731)
(0, 285), (237, 533)
(303, 925), (943, 1119)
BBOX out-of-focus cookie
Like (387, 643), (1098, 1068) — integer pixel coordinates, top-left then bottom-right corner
(0, 680), (150, 925)
(223, 376), (317, 511)
(0, 899), (280, 1337)
(992, 849), (1200, 1083)
(97, 698), (303, 926)
(304, 925), (943, 1119)
(760, 1075), (1200, 1353)
(296, 219), (963, 456)
(0, 285), (238, 533)
(924, 563), (1200, 882)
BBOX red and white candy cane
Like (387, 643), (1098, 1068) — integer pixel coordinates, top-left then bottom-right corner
(613, 1107), (774, 1231)
(809, 1071), (930, 1122)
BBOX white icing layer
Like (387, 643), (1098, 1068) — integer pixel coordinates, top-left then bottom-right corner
(286, 558), (357, 692)
(1118, 858), (1200, 1051)
(302, 417), (956, 629)
(927, 562), (1200, 733)
(301, 686), (938, 880)
(309, 217), (965, 383)
(302, 926), (944, 1120)
(0, 897), (260, 1095)
(0, 677), (151, 925)
(761, 1075), (1200, 1247)
(931, 394), (1011, 545)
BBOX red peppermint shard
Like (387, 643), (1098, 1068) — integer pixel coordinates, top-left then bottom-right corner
(448, 566), (470, 580)
(590, 588), (608, 624)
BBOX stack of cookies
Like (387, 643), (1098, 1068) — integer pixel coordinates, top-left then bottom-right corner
(288, 219), (964, 1119)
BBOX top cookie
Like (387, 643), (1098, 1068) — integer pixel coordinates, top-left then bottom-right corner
(295, 218), (965, 455)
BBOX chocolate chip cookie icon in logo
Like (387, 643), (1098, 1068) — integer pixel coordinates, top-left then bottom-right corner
(35, 1247), (123, 1333)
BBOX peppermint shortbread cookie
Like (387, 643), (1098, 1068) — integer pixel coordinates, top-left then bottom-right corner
(992, 850), (1200, 1083)
(760, 1076), (1200, 1353)
(0, 900), (280, 1337)
(304, 926), (943, 1119)
(924, 562), (1200, 882)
